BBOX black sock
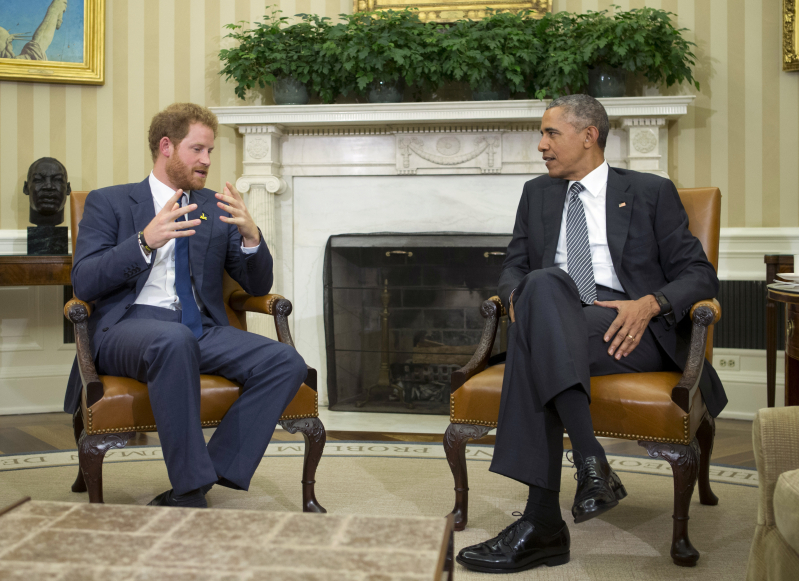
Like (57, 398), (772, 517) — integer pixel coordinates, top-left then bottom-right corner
(522, 485), (564, 536)
(551, 387), (607, 467)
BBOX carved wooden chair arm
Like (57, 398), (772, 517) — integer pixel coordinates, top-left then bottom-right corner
(228, 291), (296, 349)
(229, 291), (286, 316)
(451, 296), (504, 392)
(63, 298), (104, 407)
(64, 298), (92, 319)
(689, 298), (721, 324)
(671, 298), (720, 413)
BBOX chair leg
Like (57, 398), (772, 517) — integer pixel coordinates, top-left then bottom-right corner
(639, 439), (701, 567)
(77, 430), (135, 504)
(280, 417), (327, 513)
(443, 423), (491, 532)
(695, 415), (719, 506)
(71, 409), (87, 493)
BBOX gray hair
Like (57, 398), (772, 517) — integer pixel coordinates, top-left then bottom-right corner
(546, 94), (610, 150)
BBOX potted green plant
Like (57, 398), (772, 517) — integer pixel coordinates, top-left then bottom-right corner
(576, 6), (700, 98)
(438, 10), (542, 100)
(526, 11), (586, 99)
(219, 10), (337, 104)
(328, 9), (442, 103)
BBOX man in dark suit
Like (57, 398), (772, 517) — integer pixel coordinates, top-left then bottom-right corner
(457, 95), (726, 573)
(66, 103), (307, 508)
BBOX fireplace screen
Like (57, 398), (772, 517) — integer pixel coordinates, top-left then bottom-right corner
(324, 233), (511, 414)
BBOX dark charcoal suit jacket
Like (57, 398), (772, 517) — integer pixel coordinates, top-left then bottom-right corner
(498, 166), (727, 417)
(63, 178), (274, 413)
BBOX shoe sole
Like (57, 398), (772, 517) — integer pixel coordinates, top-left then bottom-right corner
(572, 484), (628, 524)
(456, 551), (570, 573)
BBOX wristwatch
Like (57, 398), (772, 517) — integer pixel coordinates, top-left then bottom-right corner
(138, 231), (153, 255)
(653, 291), (676, 326)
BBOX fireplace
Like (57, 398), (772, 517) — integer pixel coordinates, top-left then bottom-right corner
(212, 97), (691, 407)
(324, 233), (511, 414)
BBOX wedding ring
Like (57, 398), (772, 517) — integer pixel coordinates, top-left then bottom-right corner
(627, 335), (635, 341)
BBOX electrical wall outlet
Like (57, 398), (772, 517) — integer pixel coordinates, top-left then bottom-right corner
(714, 355), (741, 371)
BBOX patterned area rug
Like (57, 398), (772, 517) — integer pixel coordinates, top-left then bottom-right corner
(1, 443), (758, 580)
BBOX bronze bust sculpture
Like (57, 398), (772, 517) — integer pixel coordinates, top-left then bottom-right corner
(24, 157), (71, 255)
(24, 157), (71, 226)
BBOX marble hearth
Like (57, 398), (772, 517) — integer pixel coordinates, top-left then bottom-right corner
(211, 97), (693, 406)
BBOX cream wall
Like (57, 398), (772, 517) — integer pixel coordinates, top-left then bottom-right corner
(0, 1), (797, 228)
(0, 0), (350, 231)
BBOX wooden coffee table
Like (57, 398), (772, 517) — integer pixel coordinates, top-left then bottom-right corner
(0, 498), (454, 580)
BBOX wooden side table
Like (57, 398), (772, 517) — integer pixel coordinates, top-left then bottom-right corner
(0, 255), (72, 286)
(765, 255), (795, 407)
(766, 283), (799, 407)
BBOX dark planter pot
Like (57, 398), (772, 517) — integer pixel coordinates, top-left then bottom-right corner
(272, 76), (309, 105)
(470, 78), (510, 101)
(367, 79), (405, 103)
(587, 65), (627, 98)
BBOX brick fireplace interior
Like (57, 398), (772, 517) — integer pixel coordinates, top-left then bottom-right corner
(324, 233), (511, 414)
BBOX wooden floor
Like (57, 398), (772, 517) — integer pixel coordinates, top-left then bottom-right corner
(0, 413), (756, 468)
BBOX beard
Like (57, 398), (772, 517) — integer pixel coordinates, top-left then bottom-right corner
(165, 154), (207, 192)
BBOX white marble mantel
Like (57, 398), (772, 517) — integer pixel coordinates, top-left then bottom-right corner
(210, 96), (693, 405)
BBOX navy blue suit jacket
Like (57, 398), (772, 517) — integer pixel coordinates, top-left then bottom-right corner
(498, 167), (727, 417)
(64, 178), (274, 413)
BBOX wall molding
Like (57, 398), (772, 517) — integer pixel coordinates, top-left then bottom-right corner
(0, 230), (72, 256)
(718, 228), (799, 280)
(1, 227), (794, 281)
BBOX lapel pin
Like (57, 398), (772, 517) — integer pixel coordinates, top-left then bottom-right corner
(200, 213), (208, 220)
(619, 202), (626, 208)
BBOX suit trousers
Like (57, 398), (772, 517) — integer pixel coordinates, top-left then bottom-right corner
(489, 267), (673, 491)
(96, 304), (307, 495)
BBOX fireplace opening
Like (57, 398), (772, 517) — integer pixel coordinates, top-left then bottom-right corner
(324, 233), (511, 414)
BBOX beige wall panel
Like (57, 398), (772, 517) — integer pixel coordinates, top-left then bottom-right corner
(1, 0), (799, 229)
(127, 0), (146, 184)
(111, 0), (129, 187)
(16, 85), (34, 226)
(742, 0), (761, 227)
(726, 0), (745, 227)
(159, 0), (176, 108)
(762, 0), (781, 228)
(0, 84), (18, 230)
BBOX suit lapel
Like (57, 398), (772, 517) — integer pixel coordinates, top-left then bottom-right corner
(605, 168), (634, 272)
(542, 181), (568, 267)
(129, 179), (157, 296)
(187, 189), (214, 291)
(129, 178), (156, 235)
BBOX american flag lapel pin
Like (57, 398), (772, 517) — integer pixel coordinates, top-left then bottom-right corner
(619, 202), (626, 208)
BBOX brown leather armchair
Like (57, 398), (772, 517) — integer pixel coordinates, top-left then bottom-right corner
(65, 191), (326, 513)
(444, 187), (722, 567)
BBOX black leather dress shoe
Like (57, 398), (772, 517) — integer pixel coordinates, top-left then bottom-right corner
(147, 488), (207, 508)
(571, 456), (627, 524)
(456, 516), (570, 573)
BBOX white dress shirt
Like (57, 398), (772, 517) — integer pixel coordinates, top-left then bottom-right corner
(135, 172), (258, 311)
(553, 161), (624, 292)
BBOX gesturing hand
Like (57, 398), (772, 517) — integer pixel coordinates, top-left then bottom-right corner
(142, 190), (200, 250)
(216, 182), (260, 247)
(594, 295), (661, 359)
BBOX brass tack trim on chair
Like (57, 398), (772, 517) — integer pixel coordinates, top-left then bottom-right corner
(449, 394), (499, 427)
(87, 391), (318, 434)
(593, 429), (690, 446)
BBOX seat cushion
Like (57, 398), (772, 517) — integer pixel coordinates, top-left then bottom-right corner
(774, 468), (799, 554)
(83, 375), (317, 435)
(450, 364), (707, 444)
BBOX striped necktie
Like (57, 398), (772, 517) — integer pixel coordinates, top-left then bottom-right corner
(566, 182), (598, 305)
(174, 192), (203, 339)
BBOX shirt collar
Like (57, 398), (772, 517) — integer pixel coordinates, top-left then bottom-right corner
(568, 160), (609, 198)
(148, 172), (191, 206)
